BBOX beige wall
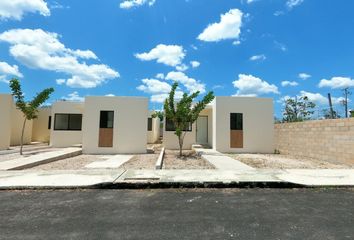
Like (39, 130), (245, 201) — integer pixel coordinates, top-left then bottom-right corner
(275, 118), (354, 165)
(32, 107), (51, 143)
(147, 111), (160, 144)
(50, 101), (84, 147)
(213, 97), (274, 153)
(10, 101), (33, 146)
(82, 96), (148, 154)
(0, 94), (12, 150)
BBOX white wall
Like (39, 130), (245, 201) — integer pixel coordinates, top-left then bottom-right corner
(10, 104), (33, 146)
(147, 111), (160, 144)
(213, 96), (274, 153)
(0, 94), (12, 150)
(82, 96), (148, 154)
(50, 101), (84, 147)
(32, 107), (51, 143)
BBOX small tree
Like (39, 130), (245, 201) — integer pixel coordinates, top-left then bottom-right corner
(9, 78), (54, 155)
(282, 96), (315, 122)
(151, 111), (164, 121)
(164, 82), (215, 157)
(322, 109), (340, 119)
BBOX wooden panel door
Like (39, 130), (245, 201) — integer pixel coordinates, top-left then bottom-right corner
(99, 128), (113, 147)
(230, 130), (243, 148)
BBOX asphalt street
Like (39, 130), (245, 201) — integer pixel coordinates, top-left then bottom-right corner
(0, 188), (353, 240)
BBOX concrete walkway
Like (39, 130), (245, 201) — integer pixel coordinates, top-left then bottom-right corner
(1, 169), (354, 189)
(0, 147), (82, 170)
(85, 155), (133, 169)
(0, 169), (124, 188)
(201, 154), (254, 170)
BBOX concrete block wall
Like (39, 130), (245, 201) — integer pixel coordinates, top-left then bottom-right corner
(274, 118), (354, 165)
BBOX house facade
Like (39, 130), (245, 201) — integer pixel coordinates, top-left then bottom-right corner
(50, 96), (148, 154)
(163, 96), (274, 153)
(0, 94), (51, 150)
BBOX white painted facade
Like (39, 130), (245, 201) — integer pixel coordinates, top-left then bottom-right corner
(147, 111), (160, 144)
(163, 96), (274, 153)
(82, 96), (148, 154)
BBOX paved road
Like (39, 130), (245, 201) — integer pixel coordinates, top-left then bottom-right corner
(0, 189), (353, 240)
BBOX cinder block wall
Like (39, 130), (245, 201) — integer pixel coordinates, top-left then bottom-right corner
(274, 118), (354, 165)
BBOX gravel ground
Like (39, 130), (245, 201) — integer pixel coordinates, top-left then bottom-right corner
(0, 148), (61, 162)
(163, 150), (216, 169)
(228, 153), (351, 169)
(29, 155), (110, 170)
(119, 153), (159, 170)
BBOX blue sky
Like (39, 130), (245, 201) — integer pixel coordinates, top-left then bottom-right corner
(0, 0), (353, 118)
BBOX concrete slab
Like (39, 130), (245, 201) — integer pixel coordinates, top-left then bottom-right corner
(85, 155), (133, 169)
(278, 169), (354, 186)
(202, 155), (254, 170)
(118, 169), (283, 183)
(0, 147), (82, 170)
(0, 169), (125, 189)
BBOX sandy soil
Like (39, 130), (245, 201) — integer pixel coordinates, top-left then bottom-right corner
(119, 153), (159, 170)
(228, 153), (351, 169)
(163, 150), (216, 169)
(29, 155), (110, 170)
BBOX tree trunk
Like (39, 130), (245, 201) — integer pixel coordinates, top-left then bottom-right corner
(178, 135), (183, 157)
(20, 118), (27, 155)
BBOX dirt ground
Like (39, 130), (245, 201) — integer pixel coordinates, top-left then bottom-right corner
(29, 155), (110, 170)
(228, 153), (351, 169)
(163, 150), (216, 169)
(119, 153), (159, 170)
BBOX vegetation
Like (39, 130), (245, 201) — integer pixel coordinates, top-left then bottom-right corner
(282, 96), (315, 122)
(151, 111), (164, 121)
(9, 78), (54, 155)
(164, 82), (215, 157)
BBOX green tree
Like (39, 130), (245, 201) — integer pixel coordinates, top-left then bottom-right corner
(164, 82), (215, 157)
(9, 78), (54, 155)
(282, 96), (316, 122)
(151, 111), (164, 121)
(322, 109), (340, 119)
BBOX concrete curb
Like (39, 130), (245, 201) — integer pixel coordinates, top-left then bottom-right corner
(155, 147), (165, 170)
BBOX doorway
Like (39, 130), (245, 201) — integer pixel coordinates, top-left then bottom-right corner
(196, 116), (208, 144)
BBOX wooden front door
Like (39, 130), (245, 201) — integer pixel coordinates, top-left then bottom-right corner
(98, 111), (114, 147)
(230, 113), (243, 148)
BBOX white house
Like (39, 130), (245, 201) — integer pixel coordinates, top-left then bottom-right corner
(163, 96), (274, 153)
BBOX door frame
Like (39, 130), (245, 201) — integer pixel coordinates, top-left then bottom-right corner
(196, 115), (208, 144)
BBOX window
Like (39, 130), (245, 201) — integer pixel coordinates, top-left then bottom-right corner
(100, 111), (114, 128)
(230, 113), (243, 130)
(54, 114), (82, 131)
(165, 118), (192, 131)
(147, 117), (152, 131)
(48, 116), (51, 129)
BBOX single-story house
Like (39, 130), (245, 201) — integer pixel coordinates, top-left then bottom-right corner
(147, 110), (160, 144)
(163, 96), (274, 153)
(0, 94), (51, 150)
(50, 96), (148, 154)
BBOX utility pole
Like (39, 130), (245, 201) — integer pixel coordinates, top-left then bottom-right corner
(342, 88), (352, 118)
(327, 93), (335, 119)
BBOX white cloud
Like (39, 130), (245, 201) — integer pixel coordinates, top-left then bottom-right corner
(56, 79), (65, 85)
(249, 54), (266, 61)
(299, 91), (344, 105)
(0, 0), (50, 21)
(190, 61), (200, 68)
(105, 94), (115, 97)
(0, 62), (23, 78)
(135, 44), (186, 67)
(232, 74), (279, 96)
(150, 91), (183, 103)
(137, 78), (171, 94)
(298, 73), (311, 80)
(197, 9), (243, 42)
(62, 91), (84, 102)
(281, 81), (298, 87)
(318, 76), (354, 89)
(165, 71), (205, 94)
(120, 0), (156, 9)
(246, 0), (257, 4)
(175, 64), (189, 72)
(232, 40), (241, 45)
(0, 28), (119, 88)
(274, 41), (287, 52)
(155, 73), (164, 79)
(286, 0), (304, 10)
